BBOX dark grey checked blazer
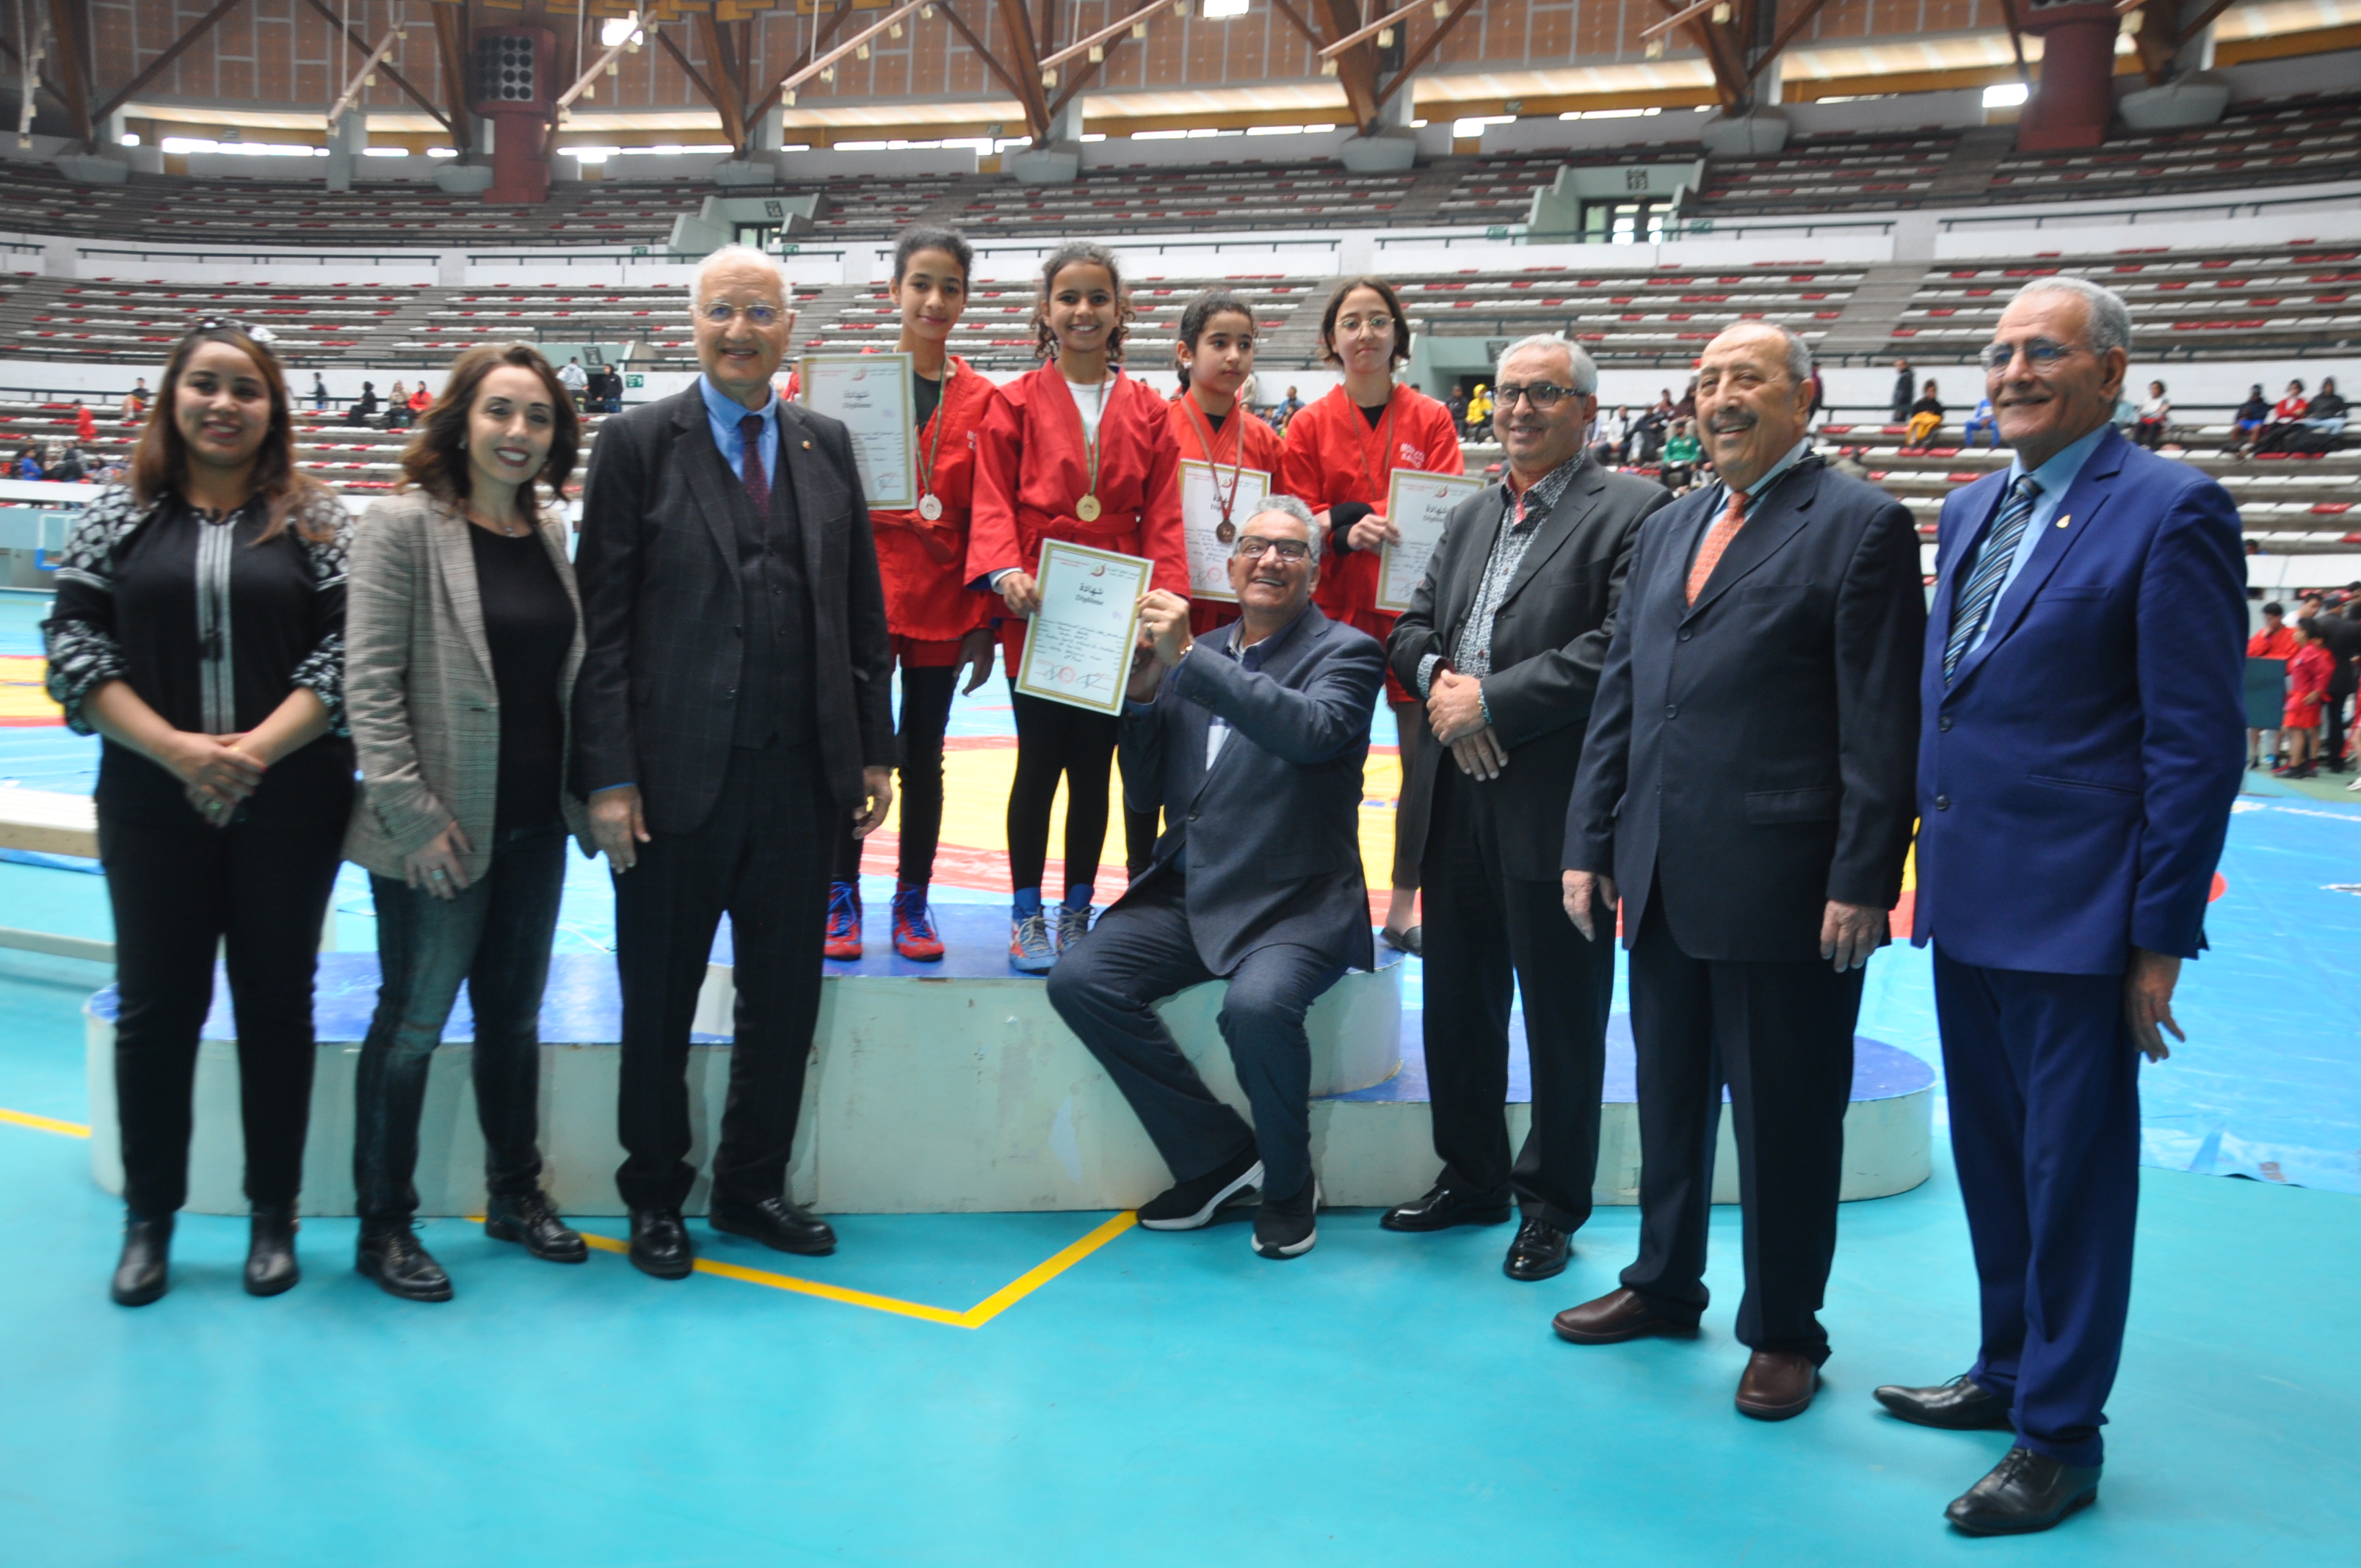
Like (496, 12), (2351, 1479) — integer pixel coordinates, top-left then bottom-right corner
(570, 384), (896, 835)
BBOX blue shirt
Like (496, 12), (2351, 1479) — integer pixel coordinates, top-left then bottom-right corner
(700, 374), (778, 490)
(1960, 422), (2109, 661)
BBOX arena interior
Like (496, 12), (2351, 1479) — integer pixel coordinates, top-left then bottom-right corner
(0, 1), (2357, 1563)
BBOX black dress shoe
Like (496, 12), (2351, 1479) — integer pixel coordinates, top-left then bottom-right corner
(1945, 1447), (2102, 1536)
(628, 1207), (694, 1279)
(1137, 1146), (1263, 1231)
(1503, 1216), (1570, 1281)
(110, 1214), (172, 1307)
(1875, 1373), (2014, 1431)
(1381, 1180), (1513, 1233)
(709, 1196), (838, 1257)
(484, 1187), (589, 1263)
(244, 1208), (300, 1297)
(358, 1227), (454, 1302)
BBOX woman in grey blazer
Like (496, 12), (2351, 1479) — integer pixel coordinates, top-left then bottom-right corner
(344, 344), (595, 1302)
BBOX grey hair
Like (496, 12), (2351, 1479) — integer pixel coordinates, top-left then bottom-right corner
(689, 243), (793, 316)
(1496, 333), (1599, 396)
(2010, 275), (2133, 357)
(1244, 492), (1323, 563)
(1711, 320), (1814, 385)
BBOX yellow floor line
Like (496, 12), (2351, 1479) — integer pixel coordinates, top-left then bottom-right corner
(3, 1104), (1136, 1328)
(0, 1105), (90, 1138)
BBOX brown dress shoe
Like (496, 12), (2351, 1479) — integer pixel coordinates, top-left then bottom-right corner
(1736, 1349), (1821, 1420)
(1552, 1287), (1701, 1345)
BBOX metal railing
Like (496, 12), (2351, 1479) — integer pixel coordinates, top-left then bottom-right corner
(1938, 186), (2361, 233)
(73, 246), (439, 267)
(465, 247), (848, 266)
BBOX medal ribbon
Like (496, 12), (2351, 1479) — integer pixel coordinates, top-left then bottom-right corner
(914, 359), (954, 506)
(1353, 383), (1400, 504)
(1183, 391), (1247, 529)
(1077, 369), (1109, 511)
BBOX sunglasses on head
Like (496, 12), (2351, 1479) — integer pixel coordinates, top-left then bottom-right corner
(186, 317), (280, 349)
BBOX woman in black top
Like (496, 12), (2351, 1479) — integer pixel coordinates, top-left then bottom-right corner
(44, 322), (354, 1307)
(341, 343), (592, 1300)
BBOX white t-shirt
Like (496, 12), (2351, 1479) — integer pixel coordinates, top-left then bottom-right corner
(1067, 374), (1109, 443)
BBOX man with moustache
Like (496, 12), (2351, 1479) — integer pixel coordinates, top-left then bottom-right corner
(1876, 277), (2244, 1536)
(572, 244), (896, 1278)
(1555, 323), (1923, 1420)
(1046, 496), (1384, 1262)
(1382, 336), (1669, 1281)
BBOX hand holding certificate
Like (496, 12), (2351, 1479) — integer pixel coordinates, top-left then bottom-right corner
(1179, 459), (1270, 601)
(1015, 540), (1153, 716)
(1378, 468), (1486, 611)
(800, 352), (916, 510)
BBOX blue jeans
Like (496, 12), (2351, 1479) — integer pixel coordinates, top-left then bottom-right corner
(1963, 416), (2000, 449)
(352, 821), (567, 1227)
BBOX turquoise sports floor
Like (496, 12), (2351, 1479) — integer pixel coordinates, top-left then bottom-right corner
(1, 592), (2357, 1563)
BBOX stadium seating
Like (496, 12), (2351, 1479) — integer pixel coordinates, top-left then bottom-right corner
(1691, 129), (1959, 217)
(1986, 91), (2361, 204)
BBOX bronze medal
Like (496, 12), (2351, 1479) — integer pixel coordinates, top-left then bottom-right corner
(1076, 493), (1103, 523)
(1216, 520), (1235, 544)
(917, 492), (943, 521)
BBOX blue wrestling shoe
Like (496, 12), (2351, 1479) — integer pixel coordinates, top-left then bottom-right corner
(1009, 910), (1056, 973)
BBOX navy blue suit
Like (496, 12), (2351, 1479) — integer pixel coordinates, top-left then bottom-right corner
(1916, 424), (2244, 1467)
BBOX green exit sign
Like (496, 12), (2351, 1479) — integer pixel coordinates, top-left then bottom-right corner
(625, 374), (645, 388)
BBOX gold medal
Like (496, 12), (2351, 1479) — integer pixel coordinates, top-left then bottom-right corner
(1075, 493), (1102, 523)
(917, 492), (943, 521)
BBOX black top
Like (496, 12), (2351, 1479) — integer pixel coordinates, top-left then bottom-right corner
(1357, 402), (1387, 429)
(467, 526), (576, 830)
(53, 497), (350, 824)
(913, 367), (942, 431)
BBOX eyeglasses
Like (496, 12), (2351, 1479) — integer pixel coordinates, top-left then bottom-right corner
(1977, 338), (2078, 374)
(1493, 382), (1577, 410)
(699, 302), (787, 326)
(1332, 314), (1396, 338)
(1234, 537), (1312, 562)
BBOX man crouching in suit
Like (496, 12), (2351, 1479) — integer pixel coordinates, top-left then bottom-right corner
(1046, 496), (1384, 1260)
(1877, 277), (2244, 1536)
(1556, 322), (1925, 1420)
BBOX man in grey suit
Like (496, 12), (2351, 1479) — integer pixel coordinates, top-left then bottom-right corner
(1045, 496), (1384, 1261)
(1381, 336), (1670, 1282)
(572, 245), (896, 1279)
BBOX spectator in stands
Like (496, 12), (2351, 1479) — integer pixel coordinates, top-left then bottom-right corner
(1891, 358), (1913, 424)
(43, 321), (352, 1308)
(1276, 275), (1465, 959)
(1675, 378), (1697, 422)
(75, 400), (95, 443)
(1906, 380), (1945, 449)
(2132, 381), (2170, 451)
(594, 365), (623, 413)
(1048, 496), (1382, 1261)
(311, 374), (330, 412)
(120, 378), (148, 421)
(2270, 379), (2308, 427)
(1446, 380), (1470, 437)
(384, 381), (413, 432)
(2230, 385), (2270, 454)
(2247, 601), (2298, 769)
(348, 382), (380, 427)
(1629, 401), (1669, 463)
(1274, 385), (1304, 430)
(2277, 618), (2332, 777)
(48, 443), (86, 484)
(1963, 394), (2000, 449)
(342, 341), (592, 1303)
(2311, 600), (2360, 774)
(572, 244), (894, 1279)
(12, 442), (40, 480)
(1659, 417), (1701, 490)
(969, 241), (1189, 972)
(1594, 404), (1630, 465)
(827, 225), (998, 964)
(1464, 382), (1493, 440)
(557, 356), (589, 411)
(2304, 377), (2346, 439)
(407, 382), (431, 421)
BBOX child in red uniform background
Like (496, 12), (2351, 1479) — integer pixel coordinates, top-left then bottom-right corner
(2280, 617), (2334, 778)
(1278, 275), (1461, 954)
(825, 225), (998, 962)
(967, 242), (1187, 972)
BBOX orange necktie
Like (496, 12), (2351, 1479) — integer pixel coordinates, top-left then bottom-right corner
(1685, 485), (1748, 606)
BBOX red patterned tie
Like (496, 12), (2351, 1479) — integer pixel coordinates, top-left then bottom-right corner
(1685, 484), (1747, 606)
(739, 413), (769, 512)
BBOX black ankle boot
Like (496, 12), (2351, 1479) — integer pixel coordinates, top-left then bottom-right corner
(358, 1226), (454, 1302)
(111, 1213), (173, 1307)
(244, 1207), (300, 1297)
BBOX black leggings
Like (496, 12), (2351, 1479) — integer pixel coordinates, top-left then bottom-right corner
(101, 806), (347, 1218)
(832, 662), (960, 888)
(1007, 681), (1122, 900)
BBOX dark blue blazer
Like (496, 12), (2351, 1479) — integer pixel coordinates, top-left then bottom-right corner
(1117, 606), (1385, 977)
(1914, 425), (2246, 975)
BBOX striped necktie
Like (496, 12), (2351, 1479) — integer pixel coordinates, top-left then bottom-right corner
(1684, 484), (1747, 606)
(1943, 473), (2042, 680)
(739, 413), (770, 513)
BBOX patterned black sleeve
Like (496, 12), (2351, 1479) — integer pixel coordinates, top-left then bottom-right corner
(288, 493), (354, 736)
(40, 487), (140, 736)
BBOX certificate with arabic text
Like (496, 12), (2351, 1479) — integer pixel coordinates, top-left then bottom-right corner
(799, 352), (915, 509)
(1015, 540), (1153, 716)
(1377, 468), (1485, 612)
(1179, 460), (1271, 602)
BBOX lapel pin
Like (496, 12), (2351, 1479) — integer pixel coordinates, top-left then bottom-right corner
(2056, 514), (2071, 529)
(801, 439), (812, 451)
